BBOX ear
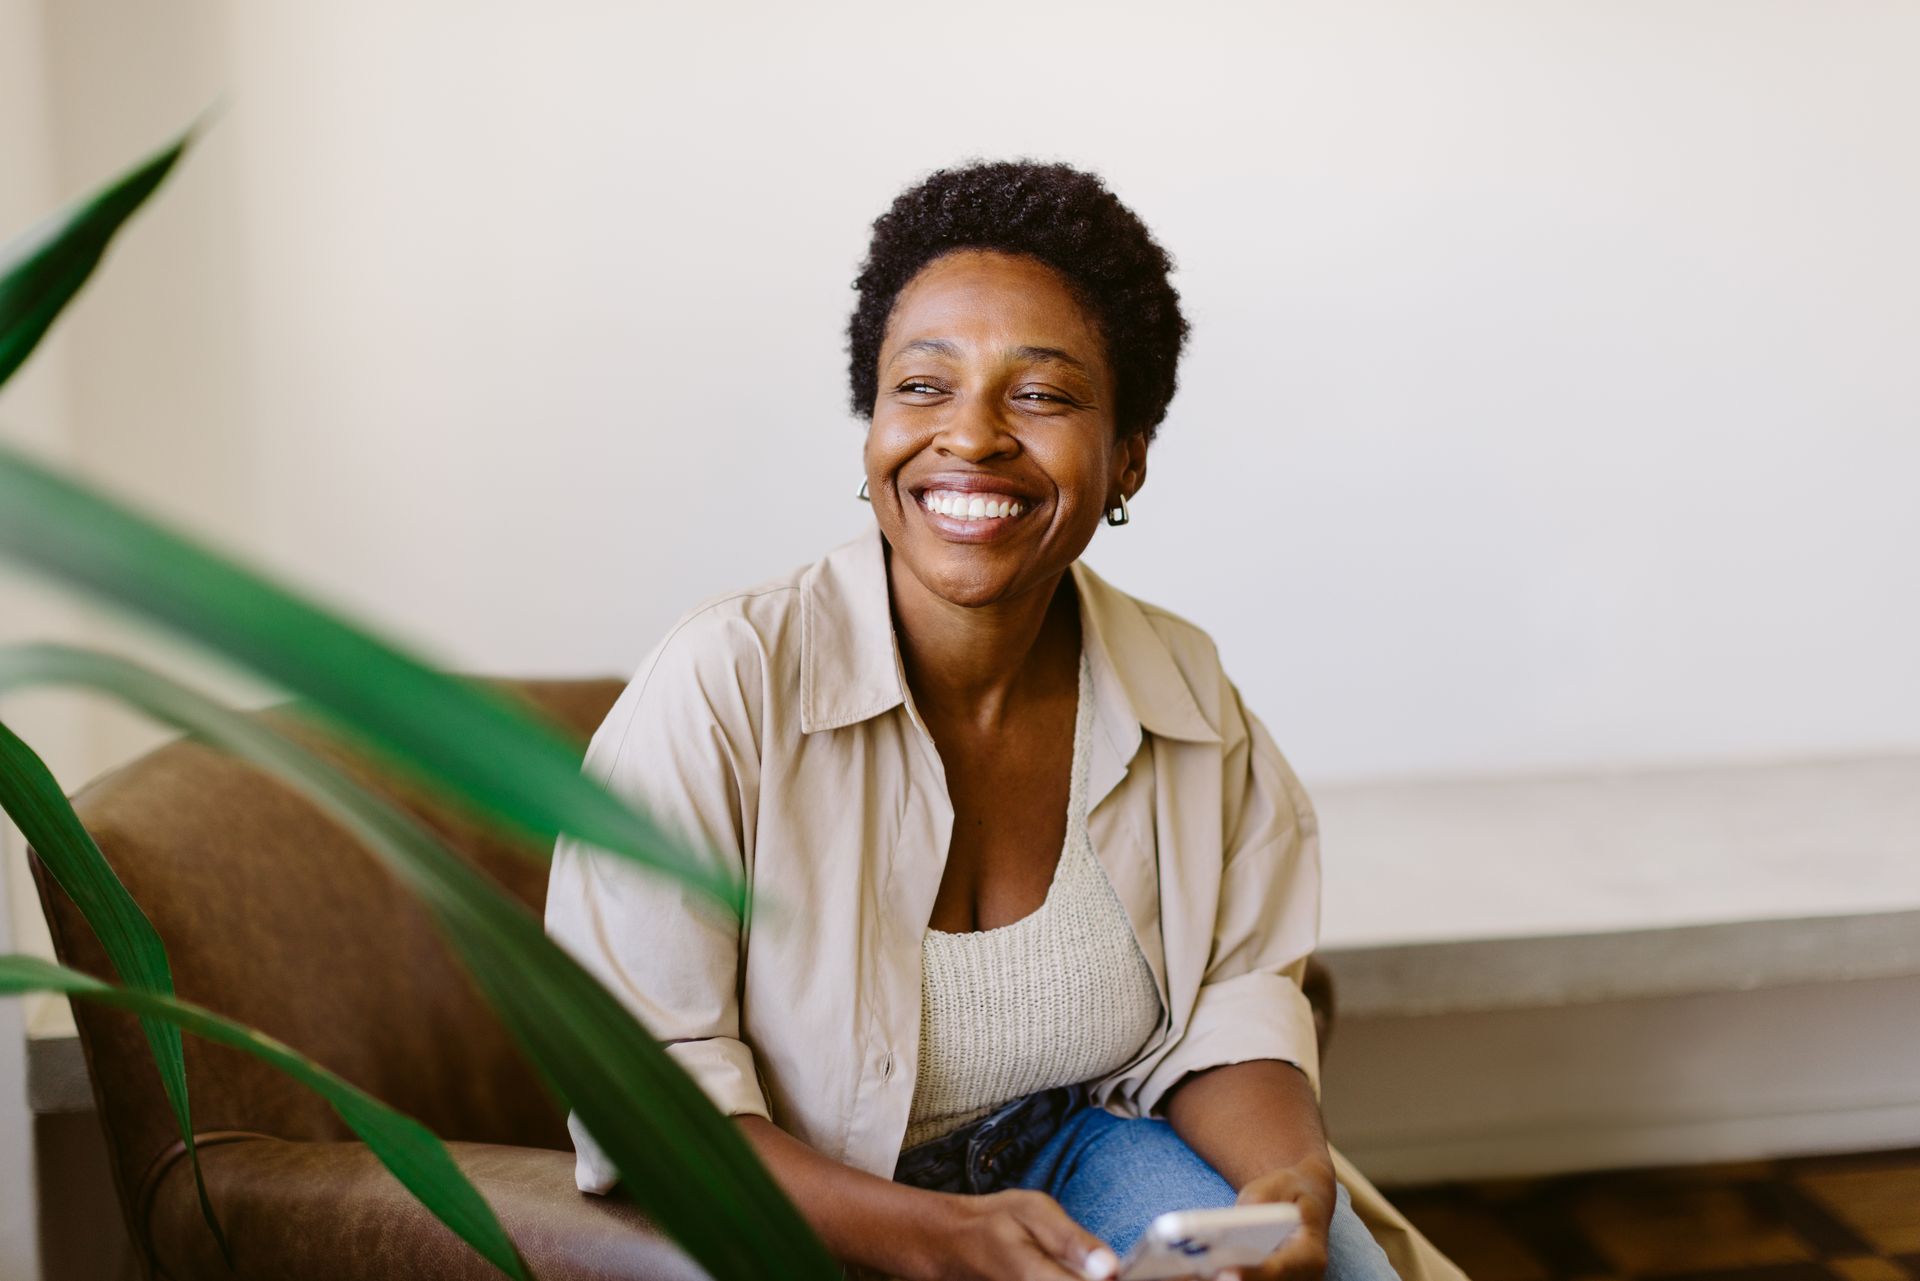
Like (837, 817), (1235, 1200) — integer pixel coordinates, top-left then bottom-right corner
(1113, 431), (1149, 503)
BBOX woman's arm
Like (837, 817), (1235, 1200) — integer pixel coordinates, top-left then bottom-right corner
(736, 1116), (1117, 1281)
(1164, 1060), (1328, 1188)
(545, 618), (776, 1190)
(1154, 669), (1340, 1281)
(1132, 672), (1324, 1122)
(736, 1116), (951, 1279)
(1165, 1062), (1336, 1281)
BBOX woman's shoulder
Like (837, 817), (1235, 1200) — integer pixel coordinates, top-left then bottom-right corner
(1132, 596), (1225, 671)
(1072, 561), (1254, 746)
(647, 565), (809, 674)
(597, 543), (848, 752)
(1075, 560), (1222, 661)
(652, 528), (880, 655)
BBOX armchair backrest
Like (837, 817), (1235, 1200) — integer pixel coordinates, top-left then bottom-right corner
(28, 677), (624, 1240)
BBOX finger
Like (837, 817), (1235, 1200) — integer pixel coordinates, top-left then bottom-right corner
(1255, 1229), (1329, 1281)
(1011, 1193), (1120, 1280)
(1015, 1249), (1107, 1281)
(1241, 1169), (1316, 1207)
(1242, 1173), (1335, 1240)
(1011, 1235), (1112, 1281)
(986, 1212), (1100, 1281)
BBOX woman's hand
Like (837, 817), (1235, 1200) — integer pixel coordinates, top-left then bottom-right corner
(1226, 1153), (1337, 1281)
(929, 1188), (1121, 1281)
(1162, 1060), (1339, 1281)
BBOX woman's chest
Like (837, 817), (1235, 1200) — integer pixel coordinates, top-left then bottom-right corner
(742, 712), (1204, 996)
(924, 715), (1077, 932)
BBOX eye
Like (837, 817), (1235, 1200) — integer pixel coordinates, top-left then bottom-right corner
(897, 380), (943, 395)
(1015, 388), (1082, 407)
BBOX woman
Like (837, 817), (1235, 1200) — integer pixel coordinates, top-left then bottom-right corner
(546, 161), (1457, 1281)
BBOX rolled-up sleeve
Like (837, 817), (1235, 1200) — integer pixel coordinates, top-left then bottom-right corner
(1137, 676), (1324, 1115)
(543, 611), (772, 1194)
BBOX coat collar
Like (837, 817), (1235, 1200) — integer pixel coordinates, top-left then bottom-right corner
(799, 522), (1220, 746)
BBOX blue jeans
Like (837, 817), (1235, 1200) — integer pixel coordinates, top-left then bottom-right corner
(895, 1086), (1399, 1281)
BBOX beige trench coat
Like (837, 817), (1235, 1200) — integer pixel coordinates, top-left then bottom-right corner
(546, 524), (1465, 1281)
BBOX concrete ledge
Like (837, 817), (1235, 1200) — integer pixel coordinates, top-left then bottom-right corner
(1323, 907), (1920, 1019)
(1322, 973), (1920, 1183)
(26, 1029), (90, 1115)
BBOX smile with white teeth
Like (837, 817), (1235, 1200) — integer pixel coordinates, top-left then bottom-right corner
(920, 490), (1027, 521)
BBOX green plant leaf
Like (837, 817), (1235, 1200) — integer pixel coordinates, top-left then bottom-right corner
(0, 953), (530, 1281)
(0, 644), (839, 1281)
(0, 441), (742, 913)
(0, 131), (189, 391)
(0, 719), (227, 1259)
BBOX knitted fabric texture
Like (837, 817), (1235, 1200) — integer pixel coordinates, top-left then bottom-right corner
(903, 651), (1165, 1150)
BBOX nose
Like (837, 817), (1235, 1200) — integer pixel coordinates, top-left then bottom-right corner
(933, 395), (1017, 463)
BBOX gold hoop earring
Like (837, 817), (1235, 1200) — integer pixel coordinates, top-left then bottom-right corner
(856, 478), (870, 502)
(1106, 494), (1130, 526)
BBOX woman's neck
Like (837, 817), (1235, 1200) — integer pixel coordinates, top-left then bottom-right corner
(887, 554), (1082, 733)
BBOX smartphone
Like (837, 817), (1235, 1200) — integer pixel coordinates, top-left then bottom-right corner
(1113, 1202), (1302, 1280)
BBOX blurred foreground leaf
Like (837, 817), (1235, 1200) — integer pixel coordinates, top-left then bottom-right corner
(0, 118), (812, 1281)
(0, 129), (188, 390)
(0, 644), (838, 1281)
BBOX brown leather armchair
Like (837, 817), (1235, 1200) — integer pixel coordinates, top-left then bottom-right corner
(31, 677), (1335, 1280)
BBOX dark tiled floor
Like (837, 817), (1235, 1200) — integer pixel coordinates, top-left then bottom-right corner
(1392, 1148), (1920, 1281)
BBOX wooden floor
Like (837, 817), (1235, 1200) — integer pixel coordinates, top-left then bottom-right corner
(1392, 1148), (1920, 1281)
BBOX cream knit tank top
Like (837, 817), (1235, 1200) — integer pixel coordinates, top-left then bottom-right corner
(903, 651), (1164, 1150)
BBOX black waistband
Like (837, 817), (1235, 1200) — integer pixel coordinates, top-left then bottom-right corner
(894, 1084), (1087, 1195)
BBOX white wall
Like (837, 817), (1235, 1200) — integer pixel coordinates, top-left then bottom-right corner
(66, 0), (1920, 786)
(11, 0), (1919, 790)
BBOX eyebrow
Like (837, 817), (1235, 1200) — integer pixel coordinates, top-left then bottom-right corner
(888, 339), (1093, 377)
(1011, 345), (1091, 376)
(894, 338), (960, 360)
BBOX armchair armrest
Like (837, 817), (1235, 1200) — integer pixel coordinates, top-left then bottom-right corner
(144, 1133), (709, 1280)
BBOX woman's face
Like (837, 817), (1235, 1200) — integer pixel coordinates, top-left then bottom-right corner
(864, 248), (1147, 610)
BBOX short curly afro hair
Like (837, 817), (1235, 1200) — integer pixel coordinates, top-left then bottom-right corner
(847, 159), (1189, 441)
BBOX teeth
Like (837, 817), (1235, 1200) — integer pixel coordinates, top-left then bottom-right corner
(922, 491), (1026, 522)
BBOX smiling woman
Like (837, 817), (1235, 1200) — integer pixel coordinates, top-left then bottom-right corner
(543, 160), (1461, 1281)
